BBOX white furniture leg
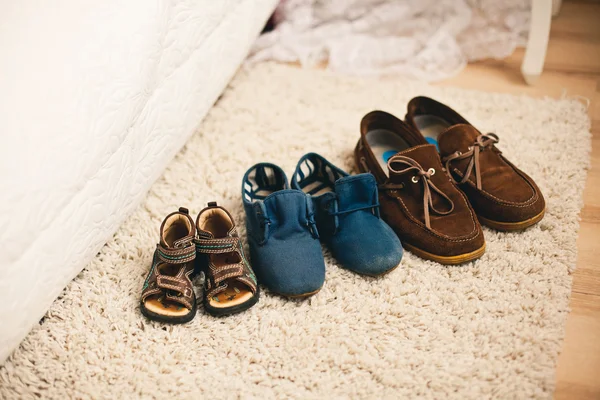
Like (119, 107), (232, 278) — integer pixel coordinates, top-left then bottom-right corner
(521, 0), (553, 85)
(552, 0), (562, 17)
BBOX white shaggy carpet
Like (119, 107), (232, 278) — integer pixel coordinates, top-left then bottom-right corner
(0, 63), (591, 399)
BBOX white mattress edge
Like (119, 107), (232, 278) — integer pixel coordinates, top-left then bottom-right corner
(0, 0), (277, 364)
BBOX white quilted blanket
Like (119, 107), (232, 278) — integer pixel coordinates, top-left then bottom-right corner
(0, 0), (277, 363)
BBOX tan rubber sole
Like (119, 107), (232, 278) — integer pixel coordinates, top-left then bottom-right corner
(402, 242), (486, 265)
(362, 261), (402, 277)
(282, 287), (322, 299)
(478, 208), (546, 232)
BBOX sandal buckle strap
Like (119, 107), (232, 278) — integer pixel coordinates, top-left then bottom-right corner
(156, 242), (196, 264)
(156, 275), (190, 294)
(211, 264), (245, 285)
(195, 237), (240, 254)
(155, 274), (194, 309)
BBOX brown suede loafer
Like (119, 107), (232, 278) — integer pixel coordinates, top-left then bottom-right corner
(405, 96), (545, 231)
(355, 111), (485, 265)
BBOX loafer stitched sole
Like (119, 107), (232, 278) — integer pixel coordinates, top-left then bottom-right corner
(402, 242), (486, 265)
(477, 208), (545, 232)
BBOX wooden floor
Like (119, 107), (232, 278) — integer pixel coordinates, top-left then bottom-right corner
(438, 1), (600, 398)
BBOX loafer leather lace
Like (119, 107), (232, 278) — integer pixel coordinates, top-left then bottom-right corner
(380, 155), (454, 229)
(442, 133), (499, 190)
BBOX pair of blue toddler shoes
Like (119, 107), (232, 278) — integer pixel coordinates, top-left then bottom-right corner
(242, 153), (403, 298)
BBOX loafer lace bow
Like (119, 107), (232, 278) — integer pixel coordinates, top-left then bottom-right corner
(442, 133), (499, 190)
(381, 155), (454, 229)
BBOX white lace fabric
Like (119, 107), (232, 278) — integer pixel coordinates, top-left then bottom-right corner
(249, 0), (530, 81)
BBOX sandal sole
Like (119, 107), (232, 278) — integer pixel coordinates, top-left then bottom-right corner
(402, 242), (486, 265)
(140, 299), (197, 324)
(477, 208), (545, 231)
(203, 287), (260, 317)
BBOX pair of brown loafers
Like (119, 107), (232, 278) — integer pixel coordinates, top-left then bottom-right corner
(140, 203), (259, 323)
(355, 96), (545, 265)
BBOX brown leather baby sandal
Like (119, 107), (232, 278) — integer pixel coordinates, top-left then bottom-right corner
(405, 96), (545, 231)
(140, 207), (198, 324)
(195, 202), (259, 317)
(355, 111), (485, 265)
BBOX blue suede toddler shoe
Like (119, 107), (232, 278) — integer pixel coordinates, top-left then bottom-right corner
(291, 153), (403, 276)
(242, 163), (326, 297)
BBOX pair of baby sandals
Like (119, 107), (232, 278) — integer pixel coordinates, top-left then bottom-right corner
(242, 153), (404, 298)
(140, 204), (259, 323)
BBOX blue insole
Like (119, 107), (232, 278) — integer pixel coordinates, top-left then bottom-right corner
(381, 139), (439, 164)
(425, 137), (439, 150)
(382, 150), (397, 163)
